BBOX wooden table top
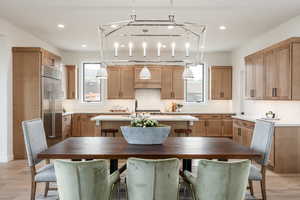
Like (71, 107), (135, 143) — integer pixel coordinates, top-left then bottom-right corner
(38, 137), (261, 160)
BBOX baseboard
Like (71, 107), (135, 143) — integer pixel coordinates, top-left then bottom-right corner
(0, 153), (13, 163)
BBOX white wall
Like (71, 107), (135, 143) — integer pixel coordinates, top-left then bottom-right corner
(232, 14), (300, 120)
(61, 50), (233, 113)
(0, 18), (60, 162)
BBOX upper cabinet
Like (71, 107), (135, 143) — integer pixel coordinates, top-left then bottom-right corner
(161, 66), (184, 99)
(134, 66), (161, 89)
(107, 66), (135, 99)
(245, 37), (300, 100)
(65, 65), (77, 99)
(245, 54), (264, 99)
(210, 66), (232, 100)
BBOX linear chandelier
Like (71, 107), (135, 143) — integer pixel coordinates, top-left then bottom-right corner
(97, 2), (206, 80)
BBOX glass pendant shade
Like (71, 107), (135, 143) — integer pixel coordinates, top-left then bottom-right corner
(140, 66), (151, 80)
(182, 66), (194, 80)
(96, 67), (108, 79)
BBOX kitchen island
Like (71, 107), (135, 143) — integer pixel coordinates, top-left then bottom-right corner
(91, 114), (198, 137)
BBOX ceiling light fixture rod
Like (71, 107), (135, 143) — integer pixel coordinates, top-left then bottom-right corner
(124, 34), (183, 37)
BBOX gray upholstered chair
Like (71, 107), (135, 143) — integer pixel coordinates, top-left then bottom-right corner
(126, 158), (180, 200)
(183, 159), (251, 200)
(54, 160), (120, 200)
(22, 119), (56, 200)
(248, 120), (275, 200)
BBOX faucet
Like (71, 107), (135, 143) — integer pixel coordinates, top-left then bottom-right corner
(135, 99), (138, 113)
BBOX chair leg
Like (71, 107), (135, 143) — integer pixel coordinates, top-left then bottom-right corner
(44, 182), (50, 197)
(31, 181), (37, 200)
(248, 180), (254, 196)
(261, 179), (267, 200)
(261, 166), (267, 200)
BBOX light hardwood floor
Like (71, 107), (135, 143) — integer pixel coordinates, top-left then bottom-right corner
(0, 160), (300, 200)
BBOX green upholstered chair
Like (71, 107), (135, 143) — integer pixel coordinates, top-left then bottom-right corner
(183, 159), (251, 200)
(54, 160), (120, 200)
(126, 158), (180, 200)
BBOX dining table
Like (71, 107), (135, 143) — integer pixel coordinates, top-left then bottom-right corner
(38, 137), (261, 173)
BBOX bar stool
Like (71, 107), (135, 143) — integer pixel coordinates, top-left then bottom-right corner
(101, 128), (118, 137)
(174, 128), (192, 137)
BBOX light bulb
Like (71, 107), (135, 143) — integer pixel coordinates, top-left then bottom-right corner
(128, 42), (133, 57)
(157, 42), (162, 57)
(185, 42), (190, 57)
(142, 42), (147, 57)
(171, 42), (176, 57)
(114, 42), (119, 57)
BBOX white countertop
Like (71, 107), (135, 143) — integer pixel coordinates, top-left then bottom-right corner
(91, 115), (199, 122)
(232, 115), (300, 127)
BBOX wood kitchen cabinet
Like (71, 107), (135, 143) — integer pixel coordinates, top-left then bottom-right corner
(71, 114), (99, 137)
(245, 54), (264, 99)
(134, 66), (161, 88)
(191, 114), (233, 137)
(65, 65), (77, 99)
(210, 66), (232, 100)
(265, 45), (291, 100)
(107, 66), (135, 99)
(12, 47), (61, 159)
(161, 66), (184, 99)
(244, 37), (300, 100)
(232, 119), (255, 148)
(62, 114), (72, 139)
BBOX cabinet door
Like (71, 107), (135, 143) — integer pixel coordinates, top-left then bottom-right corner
(191, 119), (206, 137)
(172, 67), (184, 99)
(79, 115), (97, 137)
(161, 67), (173, 99)
(265, 50), (277, 99)
(120, 67), (135, 99)
(292, 43), (300, 100)
(245, 57), (256, 99)
(211, 66), (232, 100)
(233, 126), (242, 144)
(107, 67), (121, 99)
(275, 45), (291, 99)
(242, 128), (253, 147)
(71, 114), (81, 136)
(268, 136), (275, 167)
(254, 54), (265, 99)
(62, 115), (72, 139)
(205, 119), (223, 136)
(65, 65), (77, 99)
(222, 119), (233, 137)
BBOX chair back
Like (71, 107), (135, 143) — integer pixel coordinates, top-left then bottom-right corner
(193, 159), (250, 200)
(127, 158), (180, 200)
(54, 160), (111, 200)
(22, 119), (48, 167)
(251, 120), (275, 165)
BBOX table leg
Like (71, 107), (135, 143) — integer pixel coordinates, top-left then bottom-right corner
(110, 159), (118, 174)
(183, 159), (192, 172)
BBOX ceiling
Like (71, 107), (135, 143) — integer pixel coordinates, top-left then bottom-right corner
(1, 0), (300, 52)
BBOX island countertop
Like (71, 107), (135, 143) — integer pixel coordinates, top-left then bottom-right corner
(91, 115), (199, 122)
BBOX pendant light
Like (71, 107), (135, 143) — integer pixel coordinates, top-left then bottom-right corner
(182, 65), (194, 80)
(140, 66), (151, 80)
(96, 64), (108, 79)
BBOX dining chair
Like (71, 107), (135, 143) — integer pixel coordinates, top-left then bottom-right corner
(22, 119), (57, 200)
(182, 159), (251, 200)
(54, 159), (122, 200)
(126, 158), (180, 200)
(248, 120), (275, 200)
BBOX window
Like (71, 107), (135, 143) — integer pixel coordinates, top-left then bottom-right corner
(83, 63), (101, 102)
(185, 64), (205, 103)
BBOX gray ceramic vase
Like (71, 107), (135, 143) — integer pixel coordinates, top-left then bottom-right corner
(120, 126), (171, 145)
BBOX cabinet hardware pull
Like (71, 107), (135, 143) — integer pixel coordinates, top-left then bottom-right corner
(220, 92), (224, 98)
(274, 88), (277, 97)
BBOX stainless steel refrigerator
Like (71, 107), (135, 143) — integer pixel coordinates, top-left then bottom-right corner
(42, 65), (63, 138)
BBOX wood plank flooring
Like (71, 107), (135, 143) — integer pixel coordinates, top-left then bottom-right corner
(0, 160), (299, 200)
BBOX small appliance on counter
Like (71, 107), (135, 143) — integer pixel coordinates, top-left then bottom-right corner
(166, 102), (184, 112)
(261, 111), (280, 121)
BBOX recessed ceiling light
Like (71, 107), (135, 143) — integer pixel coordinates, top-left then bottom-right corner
(111, 24), (118, 28)
(200, 45), (205, 49)
(81, 44), (87, 48)
(162, 44), (167, 48)
(120, 44), (125, 48)
(168, 25), (174, 29)
(219, 25), (227, 30)
(57, 24), (65, 29)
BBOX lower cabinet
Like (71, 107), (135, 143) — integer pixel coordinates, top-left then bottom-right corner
(62, 114), (72, 139)
(71, 114), (99, 137)
(232, 119), (255, 147)
(192, 114), (233, 137)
